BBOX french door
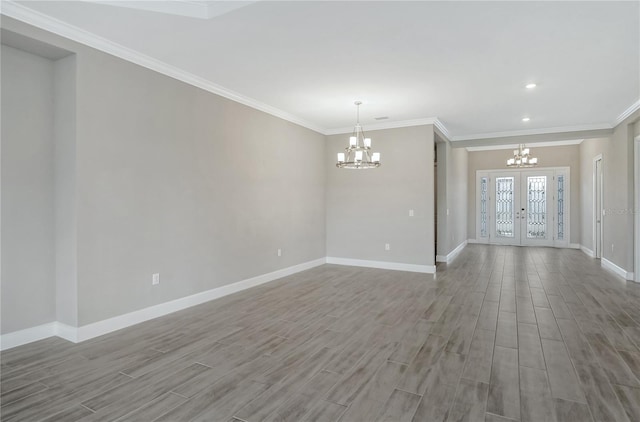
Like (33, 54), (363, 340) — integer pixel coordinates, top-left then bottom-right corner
(477, 168), (569, 247)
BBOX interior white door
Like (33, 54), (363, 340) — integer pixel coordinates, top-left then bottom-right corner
(520, 171), (554, 247)
(490, 174), (521, 245)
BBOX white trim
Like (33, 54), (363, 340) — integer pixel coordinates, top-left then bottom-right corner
(0, 258), (326, 349)
(88, 1), (256, 20)
(54, 322), (79, 343)
(0, 1), (326, 135)
(2, 1), (638, 142)
(326, 257), (435, 273)
(613, 99), (640, 127)
(601, 258), (634, 281)
(451, 123), (612, 142)
(325, 117), (441, 135)
(73, 258), (326, 342)
(465, 139), (584, 152)
(467, 239), (480, 244)
(580, 245), (595, 258)
(635, 135), (640, 283)
(436, 240), (467, 263)
(433, 119), (452, 141)
(569, 243), (581, 249)
(0, 322), (57, 350)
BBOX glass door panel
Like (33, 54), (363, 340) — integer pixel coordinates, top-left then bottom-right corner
(521, 171), (554, 246)
(490, 174), (520, 245)
(484, 170), (560, 247)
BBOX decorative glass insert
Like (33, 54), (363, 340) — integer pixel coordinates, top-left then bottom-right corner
(557, 175), (564, 240)
(527, 176), (547, 239)
(496, 177), (515, 237)
(480, 177), (488, 237)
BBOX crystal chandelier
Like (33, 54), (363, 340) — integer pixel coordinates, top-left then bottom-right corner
(336, 101), (381, 169)
(507, 144), (538, 168)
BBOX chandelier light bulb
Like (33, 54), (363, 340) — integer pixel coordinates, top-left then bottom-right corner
(507, 144), (538, 168)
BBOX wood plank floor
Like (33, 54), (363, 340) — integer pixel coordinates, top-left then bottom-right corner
(2, 245), (640, 421)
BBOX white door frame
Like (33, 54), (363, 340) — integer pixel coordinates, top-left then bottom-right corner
(593, 155), (603, 258)
(635, 136), (640, 282)
(476, 167), (570, 247)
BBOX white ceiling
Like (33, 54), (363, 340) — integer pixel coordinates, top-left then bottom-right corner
(4, 1), (639, 140)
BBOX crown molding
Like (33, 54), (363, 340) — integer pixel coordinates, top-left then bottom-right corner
(433, 119), (452, 141)
(465, 139), (584, 152)
(613, 99), (640, 127)
(325, 117), (441, 136)
(0, 1), (326, 135)
(86, 1), (257, 20)
(450, 123), (612, 142)
(2, 1), (638, 142)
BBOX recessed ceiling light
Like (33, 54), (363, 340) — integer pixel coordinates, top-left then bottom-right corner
(374, 116), (389, 120)
(525, 83), (537, 89)
(522, 117), (531, 122)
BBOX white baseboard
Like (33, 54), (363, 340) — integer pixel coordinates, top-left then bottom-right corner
(580, 245), (595, 258)
(436, 240), (468, 263)
(0, 258), (326, 350)
(0, 322), (58, 351)
(569, 243), (581, 249)
(326, 257), (436, 273)
(601, 258), (634, 280)
(467, 239), (491, 245)
(74, 257), (326, 343)
(55, 322), (79, 343)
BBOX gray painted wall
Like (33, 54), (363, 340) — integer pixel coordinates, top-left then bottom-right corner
(326, 125), (435, 266)
(579, 137), (605, 256)
(1, 45), (56, 333)
(580, 110), (640, 272)
(71, 46), (326, 325)
(436, 142), (447, 257)
(466, 145), (581, 245)
(436, 141), (468, 257)
(447, 146), (468, 252)
(53, 54), (78, 327)
(2, 18), (326, 328)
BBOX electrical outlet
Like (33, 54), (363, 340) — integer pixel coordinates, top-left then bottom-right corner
(152, 273), (160, 285)
(277, 248), (282, 257)
(611, 244), (614, 253)
(409, 209), (414, 217)
(385, 243), (391, 251)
